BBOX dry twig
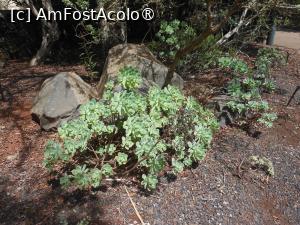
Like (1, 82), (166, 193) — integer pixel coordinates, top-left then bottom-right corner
(125, 186), (145, 225)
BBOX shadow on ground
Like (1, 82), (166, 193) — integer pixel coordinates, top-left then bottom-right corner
(0, 175), (111, 225)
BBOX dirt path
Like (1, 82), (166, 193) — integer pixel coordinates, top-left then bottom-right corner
(0, 50), (299, 225)
(274, 30), (300, 51)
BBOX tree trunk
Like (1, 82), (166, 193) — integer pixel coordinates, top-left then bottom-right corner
(25, 0), (60, 66)
(30, 21), (59, 66)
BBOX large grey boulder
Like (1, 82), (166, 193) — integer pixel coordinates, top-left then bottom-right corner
(32, 72), (97, 130)
(97, 43), (184, 96)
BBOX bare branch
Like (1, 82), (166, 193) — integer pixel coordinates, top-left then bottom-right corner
(207, 0), (214, 30)
(217, 7), (249, 45)
(277, 4), (300, 10)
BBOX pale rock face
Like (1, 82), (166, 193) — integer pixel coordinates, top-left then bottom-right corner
(97, 43), (184, 96)
(32, 72), (97, 130)
(0, 0), (23, 10)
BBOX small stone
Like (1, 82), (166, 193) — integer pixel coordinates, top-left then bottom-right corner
(0, 184), (5, 193)
(6, 153), (19, 161)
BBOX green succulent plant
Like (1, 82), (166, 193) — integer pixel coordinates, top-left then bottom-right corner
(44, 66), (218, 190)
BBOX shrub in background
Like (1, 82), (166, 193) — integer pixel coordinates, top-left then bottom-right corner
(218, 48), (286, 127)
(150, 19), (196, 62)
(150, 20), (223, 74)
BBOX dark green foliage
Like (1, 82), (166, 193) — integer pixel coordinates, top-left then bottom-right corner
(180, 35), (223, 72)
(255, 48), (287, 79)
(150, 20), (197, 61)
(150, 20), (223, 73)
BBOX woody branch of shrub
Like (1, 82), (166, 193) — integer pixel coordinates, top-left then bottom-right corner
(163, 0), (283, 87)
(163, 0), (243, 87)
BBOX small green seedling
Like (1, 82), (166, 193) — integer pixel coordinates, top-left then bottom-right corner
(249, 155), (274, 177)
